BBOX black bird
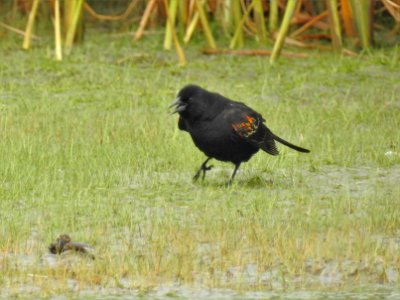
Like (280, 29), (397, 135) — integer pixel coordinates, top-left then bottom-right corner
(171, 85), (310, 184)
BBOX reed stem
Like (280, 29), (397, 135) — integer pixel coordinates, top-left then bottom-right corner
(195, 0), (217, 49)
(22, 0), (40, 50)
(54, 0), (62, 60)
(230, 1), (255, 49)
(270, 0), (297, 63)
(64, 0), (84, 55)
(269, 0), (279, 32)
(327, 0), (342, 52)
(253, 0), (267, 43)
(164, 0), (179, 50)
(163, 0), (186, 65)
(134, 0), (157, 41)
(230, 0), (244, 48)
(184, 12), (199, 43)
(349, 0), (372, 49)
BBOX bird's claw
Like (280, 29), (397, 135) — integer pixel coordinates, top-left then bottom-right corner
(193, 162), (214, 181)
(204, 164), (214, 171)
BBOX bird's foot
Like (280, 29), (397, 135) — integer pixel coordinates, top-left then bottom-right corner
(193, 164), (214, 181)
(201, 164), (214, 180)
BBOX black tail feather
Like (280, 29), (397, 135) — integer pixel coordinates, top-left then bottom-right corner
(258, 139), (279, 156)
(272, 134), (310, 153)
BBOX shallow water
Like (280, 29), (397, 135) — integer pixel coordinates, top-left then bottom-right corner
(73, 286), (400, 300)
(2, 163), (399, 299)
(301, 165), (400, 198)
(3, 283), (400, 299)
(2, 245), (399, 299)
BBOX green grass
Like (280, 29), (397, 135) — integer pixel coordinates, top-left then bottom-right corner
(0, 32), (400, 298)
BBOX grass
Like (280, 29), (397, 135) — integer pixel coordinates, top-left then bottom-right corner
(0, 31), (400, 298)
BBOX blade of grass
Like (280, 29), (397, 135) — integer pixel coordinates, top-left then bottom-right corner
(22, 0), (40, 50)
(270, 0), (297, 64)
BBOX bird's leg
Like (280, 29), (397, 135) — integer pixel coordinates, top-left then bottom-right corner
(228, 163), (241, 185)
(201, 164), (213, 180)
(193, 157), (213, 181)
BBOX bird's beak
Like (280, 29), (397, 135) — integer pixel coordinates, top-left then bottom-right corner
(169, 97), (187, 114)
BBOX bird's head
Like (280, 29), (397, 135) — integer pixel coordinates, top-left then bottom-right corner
(169, 84), (203, 115)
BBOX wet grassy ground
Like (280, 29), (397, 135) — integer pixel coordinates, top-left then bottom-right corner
(0, 32), (400, 298)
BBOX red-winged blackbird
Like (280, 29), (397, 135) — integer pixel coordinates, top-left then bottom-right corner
(171, 85), (310, 184)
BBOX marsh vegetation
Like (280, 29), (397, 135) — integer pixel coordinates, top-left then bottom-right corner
(0, 5), (400, 298)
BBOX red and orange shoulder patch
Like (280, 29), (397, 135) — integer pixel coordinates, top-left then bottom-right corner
(232, 115), (259, 137)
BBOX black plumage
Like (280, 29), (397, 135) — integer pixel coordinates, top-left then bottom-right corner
(171, 84), (310, 184)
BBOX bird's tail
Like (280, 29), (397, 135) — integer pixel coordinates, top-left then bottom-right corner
(272, 134), (310, 153)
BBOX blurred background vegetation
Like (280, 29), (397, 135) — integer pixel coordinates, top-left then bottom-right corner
(0, 0), (399, 63)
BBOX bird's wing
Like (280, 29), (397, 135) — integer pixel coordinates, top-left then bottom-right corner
(231, 113), (279, 156)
